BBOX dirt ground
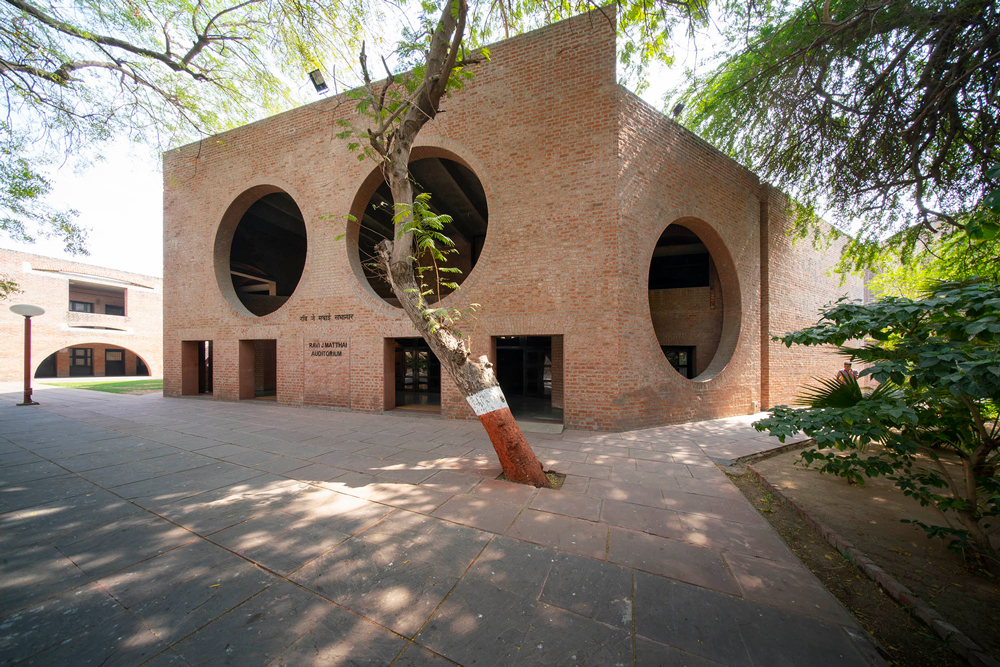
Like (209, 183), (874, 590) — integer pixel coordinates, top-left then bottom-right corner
(742, 446), (1000, 663)
(728, 470), (964, 666)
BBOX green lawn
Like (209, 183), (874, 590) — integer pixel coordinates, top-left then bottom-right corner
(42, 379), (163, 395)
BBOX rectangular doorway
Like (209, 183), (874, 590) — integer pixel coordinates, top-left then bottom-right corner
(239, 339), (277, 400)
(389, 338), (441, 412)
(493, 336), (563, 423)
(181, 341), (213, 395)
(105, 349), (126, 376)
(69, 347), (93, 377)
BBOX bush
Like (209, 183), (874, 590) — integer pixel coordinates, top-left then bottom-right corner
(754, 280), (1000, 569)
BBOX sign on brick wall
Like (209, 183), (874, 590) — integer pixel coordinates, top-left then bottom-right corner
(303, 339), (350, 408)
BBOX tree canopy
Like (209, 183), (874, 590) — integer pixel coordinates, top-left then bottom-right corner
(679, 0), (1000, 270)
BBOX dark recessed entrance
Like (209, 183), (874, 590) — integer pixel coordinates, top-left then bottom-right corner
(181, 340), (213, 395)
(390, 338), (441, 412)
(69, 347), (93, 377)
(239, 339), (276, 400)
(105, 349), (126, 376)
(493, 336), (563, 423)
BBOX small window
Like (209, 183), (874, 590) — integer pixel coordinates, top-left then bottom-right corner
(105, 350), (124, 362)
(70, 301), (94, 313)
(661, 346), (696, 379)
(105, 304), (124, 316)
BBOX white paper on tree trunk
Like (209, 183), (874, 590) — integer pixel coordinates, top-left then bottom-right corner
(466, 386), (508, 416)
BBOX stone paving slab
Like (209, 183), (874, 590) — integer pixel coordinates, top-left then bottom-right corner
(0, 384), (881, 666)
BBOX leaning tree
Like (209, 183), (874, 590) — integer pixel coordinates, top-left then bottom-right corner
(339, 0), (553, 486)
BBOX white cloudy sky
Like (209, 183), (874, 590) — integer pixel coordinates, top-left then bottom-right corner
(1, 19), (704, 278)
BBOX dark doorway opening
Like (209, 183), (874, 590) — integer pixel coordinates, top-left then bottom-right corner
(136, 357), (150, 377)
(181, 340), (213, 395)
(661, 346), (696, 379)
(238, 339), (277, 400)
(69, 347), (93, 377)
(105, 349), (126, 376)
(494, 336), (563, 423)
(390, 338), (441, 412)
(35, 352), (57, 378)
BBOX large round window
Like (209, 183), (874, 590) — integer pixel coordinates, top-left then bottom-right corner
(226, 192), (307, 316)
(353, 157), (488, 307)
(648, 221), (738, 381)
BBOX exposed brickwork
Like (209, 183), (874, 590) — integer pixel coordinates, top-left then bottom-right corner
(161, 8), (860, 430)
(0, 249), (162, 381)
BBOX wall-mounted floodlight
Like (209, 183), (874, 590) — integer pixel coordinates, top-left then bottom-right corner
(9, 304), (45, 406)
(309, 69), (329, 94)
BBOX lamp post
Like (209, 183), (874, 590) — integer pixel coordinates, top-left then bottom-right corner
(9, 304), (45, 406)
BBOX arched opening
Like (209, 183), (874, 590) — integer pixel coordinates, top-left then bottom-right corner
(352, 157), (488, 307)
(648, 222), (737, 380)
(223, 191), (307, 317)
(34, 344), (152, 378)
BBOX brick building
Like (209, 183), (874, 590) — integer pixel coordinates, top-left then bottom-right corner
(162, 9), (862, 431)
(0, 249), (163, 381)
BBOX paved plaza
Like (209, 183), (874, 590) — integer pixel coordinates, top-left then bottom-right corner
(0, 385), (885, 666)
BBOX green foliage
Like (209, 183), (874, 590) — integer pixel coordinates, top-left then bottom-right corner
(679, 0), (1000, 270)
(2, 0), (374, 253)
(755, 281), (1000, 565)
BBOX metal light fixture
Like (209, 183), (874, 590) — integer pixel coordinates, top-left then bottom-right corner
(309, 69), (329, 94)
(9, 304), (45, 406)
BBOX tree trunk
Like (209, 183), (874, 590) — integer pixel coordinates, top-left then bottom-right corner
(376, 173), (549, 487)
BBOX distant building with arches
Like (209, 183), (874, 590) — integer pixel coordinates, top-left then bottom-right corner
(161, 9), (861, 431)
(0, 249), (162, 381)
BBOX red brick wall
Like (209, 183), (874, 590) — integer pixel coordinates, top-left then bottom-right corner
(0, 249), (162, 381)
(161, 7), (860, 430)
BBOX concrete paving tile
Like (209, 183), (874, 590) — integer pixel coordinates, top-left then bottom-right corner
(675, 475), (746, 500)
(635, 459), (698, 477)
(52, 514), (196, 578)
(561, 461), (612, 480)
(420, 470), (482, 494)
(80, 452), (217, 488)
(356, 444), (406, 459)
(517, 603), (633, 666)
(0, 582), (122, 664)
(634, 571), (752, 667)
(661, 490), (766, 525)
(292, 537), (463, 636)
(428, 443), (476, 458)
(609, 468), (689, 487)
(129, 559), (277, 643)
(96, 539), (244, 608)
(119, 463), (265, 507)
(540, 552), (632, 629)
(18, 607), (168, 667)
(432, 495), (523, 534)
(253, 456), (309, 474)
(587, 478), (669, 507)
(416, 577), (537, 666)
(194, 443), (253, 459)
(364, 482), (453, 514)
(385, 450), (441, 467)
(608, 528), (739, 596)
(0, 460), (77, 486)
(210, 514), (352, 574)
(0, 488), (145, 550)
(156, 477), (308, 535)
(469, 477), (538, 505)
(170, 581), (329, 666)
(321, 471), (384, 498)
(281, 462), (348, 483)
(376, 466), (440, 484)
(507, 510), (608, 560)
(272, 604), (408, 666)
(724, 552), (856, 626)
(138, 648), (191, 666)
(635, 637), (727, 666)
(687, 464), (729, 481)
(600, 499), (685, 539)
(530, 487), (601, 521)
(0, 450), (45, 468)
(627, 449), (676, 462)
(0, 473), (99, 511)
(735, 603), (871, 667)
(466, 535), (555, 596)
(675, 514), (799, 563)
(534, 447), (589, 464)
(393, 644), (457, 666)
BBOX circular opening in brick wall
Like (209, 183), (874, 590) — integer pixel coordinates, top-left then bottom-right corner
(348, 156), (489, 308)
(215, 188), (308, 317)
(647, 220), (741, 382)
